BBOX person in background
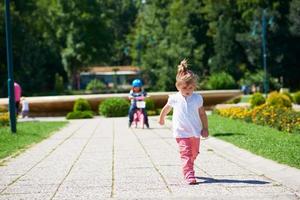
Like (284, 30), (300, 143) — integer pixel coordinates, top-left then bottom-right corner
(21, 97), (29, 118)
(14, 82), (22, 115)
(128, 79), (149, 128)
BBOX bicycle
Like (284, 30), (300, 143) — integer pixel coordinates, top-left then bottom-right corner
(133, 96), (146, 129)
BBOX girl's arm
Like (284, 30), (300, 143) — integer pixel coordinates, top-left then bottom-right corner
(199, 107), (209, 137)
(159, 104), (172, 125)
(128, 90), (135, 100)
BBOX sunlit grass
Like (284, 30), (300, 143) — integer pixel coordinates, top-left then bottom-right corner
(209, 115), (300, 169)
(0, 121), (67, 160)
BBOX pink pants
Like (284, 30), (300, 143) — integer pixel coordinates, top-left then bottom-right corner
(176, 137), (200, 180)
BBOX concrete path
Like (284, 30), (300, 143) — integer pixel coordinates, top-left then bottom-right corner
(0, 117), (299, 199)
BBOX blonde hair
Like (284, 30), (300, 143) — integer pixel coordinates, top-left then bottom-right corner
(176, 59), (198, 87)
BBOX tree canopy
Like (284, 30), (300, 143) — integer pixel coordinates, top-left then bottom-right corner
(0, 0), (299, 96)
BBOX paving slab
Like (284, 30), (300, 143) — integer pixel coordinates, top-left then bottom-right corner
(0, 116), (299, 199)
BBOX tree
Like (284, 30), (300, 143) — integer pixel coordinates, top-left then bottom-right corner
(201, 0), (245, 80)
(130, 0), (207, 91)
(289, 0), (300, 36)
(41, 0), (113, 89)
(0, 0), (65, 96)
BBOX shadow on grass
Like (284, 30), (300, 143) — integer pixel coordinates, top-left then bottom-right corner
(213, 132), (245, 137)
(195, 176), (269, 185)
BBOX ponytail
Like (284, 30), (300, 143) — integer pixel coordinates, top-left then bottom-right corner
(177, 59), (188, 75)
(176, 59), (198, 87)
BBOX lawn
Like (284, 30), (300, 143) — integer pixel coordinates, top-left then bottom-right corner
(209, 115), (300, 169)
(0, 121), (67, 160)
(240, 94), (251, 103)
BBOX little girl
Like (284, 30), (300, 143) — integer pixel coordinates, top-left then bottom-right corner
(159, 59), (209, 184)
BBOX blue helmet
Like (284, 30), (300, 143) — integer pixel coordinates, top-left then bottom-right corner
(132, 79), (142, 87)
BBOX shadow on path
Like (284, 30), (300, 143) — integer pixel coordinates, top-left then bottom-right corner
(196, 176), (270, 185)
(213, 132), (245, 137)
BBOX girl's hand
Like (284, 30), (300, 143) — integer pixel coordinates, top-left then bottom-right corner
(201, 129), (209, 138)
(158, 118), (165, 125)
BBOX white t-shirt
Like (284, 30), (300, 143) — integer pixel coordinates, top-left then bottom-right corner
(167, 92), (203, 138)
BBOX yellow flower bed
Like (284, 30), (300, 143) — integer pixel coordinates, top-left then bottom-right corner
(0, 112), (9, 126)
(216, 104), (300, 133)
(216, 107), (252, 121)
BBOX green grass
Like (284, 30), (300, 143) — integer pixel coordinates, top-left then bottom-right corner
(0, 121), (67, 160)
(209, 115), (300, 169)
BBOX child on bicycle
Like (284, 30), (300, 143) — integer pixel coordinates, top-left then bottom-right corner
(159, 59), (209, 184)
(128, 79), (150, 128)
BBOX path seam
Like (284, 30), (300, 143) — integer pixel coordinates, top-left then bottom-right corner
(130, 128), (172, 194)
(49, 121), (100, 200)
(0, 121), (85, 194)
(110, 120), (115, 198)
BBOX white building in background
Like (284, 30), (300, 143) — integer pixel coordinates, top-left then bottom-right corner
(79, 66), (141, 90)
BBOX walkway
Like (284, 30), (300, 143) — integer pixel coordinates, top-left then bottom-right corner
(0, 117), (299, 199)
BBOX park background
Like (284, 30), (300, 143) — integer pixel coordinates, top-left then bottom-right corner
(0, 0), (300, 97)
(0, 2), (300, 198)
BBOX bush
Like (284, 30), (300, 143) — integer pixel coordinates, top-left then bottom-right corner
(66, 111), (94, 119)
(99, 98), (130, 117)
(226, 97), (241, 104)
(266, 91), (292, 108)
(293, 91), (300, 104)
(86, 79), (106, 91)
(281, 91), (294, 103)
(215, 104), (300, 133)
(147, 110), (157, 116)
(249, 93), (265, 108)
(205, 72), (236, 90)
(0, 106), (7, 112)
(252, 104), (300, 133)
(145, 98), (155, 110)
(73, 98), (91, 112)
(0, 112), (9, 126)
(156, 108), (173, 116)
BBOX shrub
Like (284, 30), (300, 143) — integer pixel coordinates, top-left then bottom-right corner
(293, 91), (300, 104)
(99, 98), (130, 117)
(0, 106), (7, 112)
(205, 72), (236, 90)
(266, 91), (292, 108)
(252, 104), (278, 128)
(147, 110), (157, 116)
(145, 98), (155, 110)
(0, 112), (9, 126)
(276, 109), (300, 133)
(281, 91), (294, 103)
(252, 104), (300, 133)
(249, 93), (265, 108)
(66, 111), (94, 119)
(226, 97), (241, 104)
(215, 104), (300, 133)
(73, 98), (91, 112)
(156, 108), (173, 116)
(86, 79), (106, 91)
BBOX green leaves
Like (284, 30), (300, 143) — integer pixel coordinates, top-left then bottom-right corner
(130, 0), (206, 91)
(289, 0), (300, 36)
(0, 0), (300, 96)
(99, 98), (130, 117)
